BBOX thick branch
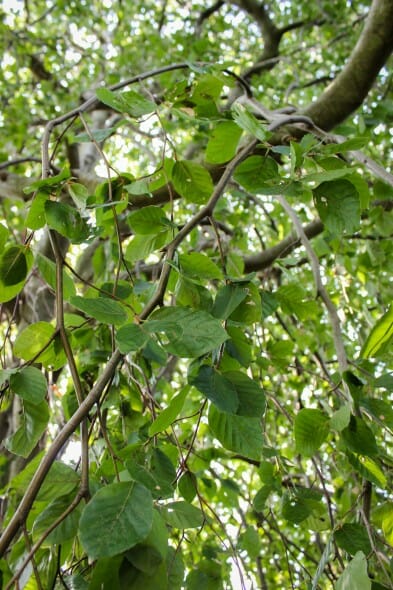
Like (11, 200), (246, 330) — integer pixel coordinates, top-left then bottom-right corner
(303, 0), (393, 130)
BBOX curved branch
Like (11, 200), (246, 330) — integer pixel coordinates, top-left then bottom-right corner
(303, 0), (393, 130)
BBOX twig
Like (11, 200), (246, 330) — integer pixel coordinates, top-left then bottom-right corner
(275, 194), (348, 375)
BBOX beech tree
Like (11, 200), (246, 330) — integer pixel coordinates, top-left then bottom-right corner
(0, 0), (393, 588)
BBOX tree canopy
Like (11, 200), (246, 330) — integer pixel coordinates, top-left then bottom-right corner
(0, 0), (393, 588)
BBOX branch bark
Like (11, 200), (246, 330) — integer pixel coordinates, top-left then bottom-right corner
(303, 0), (393, 130)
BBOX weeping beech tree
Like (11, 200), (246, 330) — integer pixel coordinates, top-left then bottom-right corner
(0, 0), (393, 588)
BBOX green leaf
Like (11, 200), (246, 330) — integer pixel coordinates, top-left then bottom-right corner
(161, 501), (204, 529)
(178, 471), (197, 503)
(0, 223), (9, 250)
(330, 404), (351, 431)
(0, 245), (28, 285)
(347, 453), (386, 487)
(79, 482), (153, 558)
(313, 179), (360, 235)
(36, 252), (76, 300)
(208, 404), (263, 460)
(88, 556), (122, 590)
(233, 155), (279, 193)
(212, 284), (248, 319)
(10, 367), (47, 404)
(189, 365), (239, 413)
(128, 205), (171, 235)
(172, 161), (214, 203)
(179, 252), (223, 280)
(32, 495), (83, 545)
(25, 191), (48, 230)
(45, 200), (90, 243)
(125, 231), (171, 263)
(361, 306), (393, 359)
(24, 168), (70, 193)
(146, 307), (228, 357)
(148, 387), (188, 436)
(294, 409), (330, 457)
(68, 182), (89, 210)
(231, 102), (267, 142)
(96, 88), (156, 117)
(116, 323), (149, 354)
(223, 370), (265, 417)
(70, 295), (128, 326)
(205, 121), (243, 164)
(341, 415), (379, 456)
(334, 523), (372, 555)
(360, 398), (393, 430)
(14, 321), (55, 360)
(5, 400), (49, 457)
(336, 552), (371, 590)
(281, 488), (322, 524)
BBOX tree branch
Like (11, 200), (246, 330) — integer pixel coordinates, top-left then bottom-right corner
(303, 0), (393, 130)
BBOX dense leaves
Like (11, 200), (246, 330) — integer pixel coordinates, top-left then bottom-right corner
(0, 0), (393, 589)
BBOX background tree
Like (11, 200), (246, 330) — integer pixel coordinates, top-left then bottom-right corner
(0, 0), (393, 588)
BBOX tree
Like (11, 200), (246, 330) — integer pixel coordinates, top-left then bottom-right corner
(0, 0), (393, 587)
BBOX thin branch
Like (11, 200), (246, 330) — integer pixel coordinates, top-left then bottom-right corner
(275, 194), (348, 375)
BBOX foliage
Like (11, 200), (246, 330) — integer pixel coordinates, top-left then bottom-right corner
(0, 1), (393, 589)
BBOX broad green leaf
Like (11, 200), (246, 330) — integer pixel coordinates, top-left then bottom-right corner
(126, 449), (176, 499)
(10, 367), (47, 404)
(125, 231), (171, 263)
(347, 454), (386, 487)
(79, 482), (153, 558)
(330, 404), (351, 431)
(0, 223), (9, 250)
(334, 523), (372, 555)
(68, 182), (89, 210)
(205, 121), (243, 164)
(360, 398), (393, 430)
(0, 245), (29, 285)
(233, 155), (279, 193)
(313, 179), (360, 235)
(281, 488), (322, 524)
(341, 416), (379, 456)
(146, 307), (228, 357)
(228, 282), (262, 325)
(14, 321), (55, 360)
(361, 305), (393, 359)
(172, 161), (214, 203)
(32, 495), (83, 545)
(70, 295), (128, 326)
(179, 252), (223, 280)
(116, 323), (149, 354)
(223, 370), (265, 417)
(212, 284), (248, 319)
(148, 387), (188, 436)
(96, 88), (156, 117)
(189, 365), (239, 413)
(178, 471), (197, 503)
(253, 485), (273, 512)
(231, 102), (267, 142)
(74, 126), (116, 142)
(294, 408), (329, 457)
(5, 400), (49, 457)
(25, 191), (48, 230)
(208, 404), (263, 460)
(88, 556), (122, 590)
(381, 503), (393, 545)
(24, 168), (70, 193)
(45, 200), (90, 243)
(36, 252), (76, 300)
(161, 501), (204, 529)
(128, 205), (171, 235)
(335, 552), (371, 590)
